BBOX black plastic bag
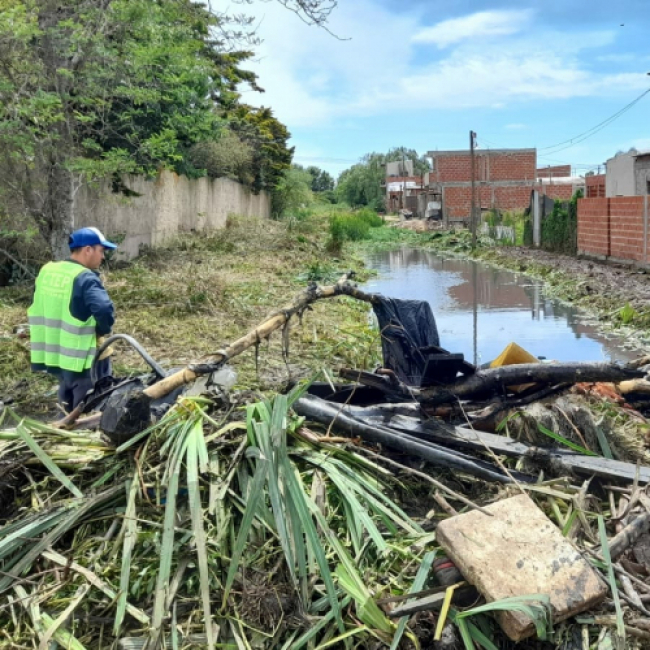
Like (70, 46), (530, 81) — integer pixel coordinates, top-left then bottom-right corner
(372, 297), (440, 386)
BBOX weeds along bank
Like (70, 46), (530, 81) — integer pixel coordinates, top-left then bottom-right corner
(0, 209), (385, 415)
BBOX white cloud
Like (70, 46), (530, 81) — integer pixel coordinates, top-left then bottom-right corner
(506, 123), (527, 130)
(245, 1), (647, 128)
(412, 10), (532, 48)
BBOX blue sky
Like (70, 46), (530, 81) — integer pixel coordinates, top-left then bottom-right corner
(246, 0), (650, 178)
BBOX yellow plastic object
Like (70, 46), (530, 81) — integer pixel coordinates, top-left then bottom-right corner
(490, 342), (539, 393)
(490, 342), (539, 368)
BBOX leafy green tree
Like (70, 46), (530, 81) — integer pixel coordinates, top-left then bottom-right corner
(0, 0), (232, 257)
(336, 147), (431, 210)
(336, 153), (385, 210)
(225, 105), (294, 194)
(272, 165), (314, 218)
(0, 0), (333, 259)
(188, 132), (254, 186)
(385, 147), (432, 176)
(306, 166), (335, 192)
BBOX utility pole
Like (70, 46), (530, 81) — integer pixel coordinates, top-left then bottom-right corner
(470, 130), (477, 249)
(402, 151), (406, 211)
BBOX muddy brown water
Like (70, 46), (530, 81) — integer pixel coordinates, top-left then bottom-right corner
(364, 248), (641, 366)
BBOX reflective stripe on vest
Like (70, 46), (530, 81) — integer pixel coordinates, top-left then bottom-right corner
(28, 317), (96, 337)
(28, 261), (97, 373)
(30, 342), (98, 360)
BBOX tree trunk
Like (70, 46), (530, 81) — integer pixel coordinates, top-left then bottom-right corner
(47, 161), (76, 260)
(37, 3), (78, 260)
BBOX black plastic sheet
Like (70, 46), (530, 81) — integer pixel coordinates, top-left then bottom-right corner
(372, 297), (440, 386)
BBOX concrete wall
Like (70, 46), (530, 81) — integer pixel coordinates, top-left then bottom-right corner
(578, 196), (650, 264)
(606, 152), (636, 197)
(74, 170), (271, 258)
(635, 155), (650, 196)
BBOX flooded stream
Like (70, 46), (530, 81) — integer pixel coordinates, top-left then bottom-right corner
(364, 247), (640, 366)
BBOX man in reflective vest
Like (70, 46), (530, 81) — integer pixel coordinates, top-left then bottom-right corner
(28, 227), (117, 413)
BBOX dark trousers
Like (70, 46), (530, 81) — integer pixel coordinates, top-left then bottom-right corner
(57, 358), (111, 413)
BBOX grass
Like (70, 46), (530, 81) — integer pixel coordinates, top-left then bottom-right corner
(0, 209), (380, 415)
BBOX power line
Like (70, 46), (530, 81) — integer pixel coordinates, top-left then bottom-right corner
(539, 86), (650, 154)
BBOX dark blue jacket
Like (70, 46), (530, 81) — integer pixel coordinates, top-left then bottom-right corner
(31, 260), (115, 376)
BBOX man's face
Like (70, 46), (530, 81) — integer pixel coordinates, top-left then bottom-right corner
(85, 245), (106, 270)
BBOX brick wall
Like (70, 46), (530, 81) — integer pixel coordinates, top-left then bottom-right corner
(536, 165), (571, 178)
(578, 196), (648, 263)
(610, 197), (645, 262)
(443, 185), (532, 219)
(537, 184), (575, 201)
(577, 198), (610, 257)
(585, 174), (606, 198)
(432, 149), (536, 183)
(492, 186), (533, 211)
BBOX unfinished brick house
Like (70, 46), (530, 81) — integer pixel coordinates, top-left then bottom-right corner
(585, 173), (606, 198)
(424, 148), (584, 222)
(536, 164), (572, 179)
(425, 148), (536, 223)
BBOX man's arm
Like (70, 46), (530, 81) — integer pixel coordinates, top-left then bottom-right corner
(71, 272), (115, 335)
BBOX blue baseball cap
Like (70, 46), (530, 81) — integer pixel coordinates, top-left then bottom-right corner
(68, 227), (118, 250)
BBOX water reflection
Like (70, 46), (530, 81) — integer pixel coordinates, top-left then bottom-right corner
(364, 247), (639, 366)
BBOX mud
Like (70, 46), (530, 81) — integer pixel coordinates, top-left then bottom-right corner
(483, 246), (650, 316)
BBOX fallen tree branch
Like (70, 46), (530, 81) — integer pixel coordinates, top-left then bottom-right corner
(145, 274), (379, 400)
(338, 403), (650, 484)
(420, 362), (645, 407)
(467, 383), (573, 424)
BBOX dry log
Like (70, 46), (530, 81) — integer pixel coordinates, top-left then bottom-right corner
(102, 276), (381, 443)
(420, 362), (645, 407)
(146, 275), (378, 400)
(619, 379), (650, 396)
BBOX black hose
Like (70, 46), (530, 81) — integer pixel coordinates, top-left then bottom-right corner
(91, 334), (167, 384)
(294, 395), (532, 484)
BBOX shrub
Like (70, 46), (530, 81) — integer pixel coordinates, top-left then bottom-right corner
(355, 207), (383, 228)
(188, 131), (254, 186)
(329, 214), (370, 243)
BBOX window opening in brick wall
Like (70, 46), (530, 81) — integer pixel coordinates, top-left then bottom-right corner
(647, 180), (650, 195)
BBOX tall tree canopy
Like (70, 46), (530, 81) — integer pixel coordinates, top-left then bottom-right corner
(336, 148), (431, 209)
(0, 0), (332, 258)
